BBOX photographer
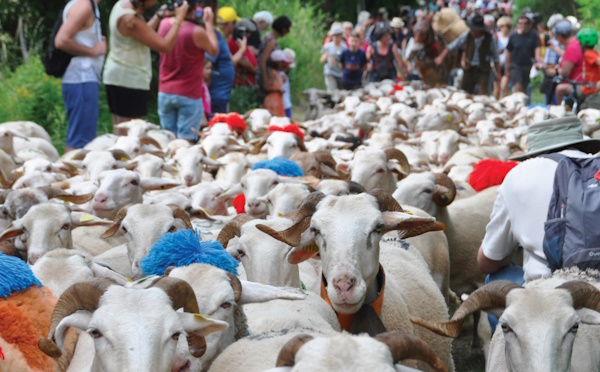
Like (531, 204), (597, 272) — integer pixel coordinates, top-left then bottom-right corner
(157, 2), (217, 141)
(227, 18), (257, 86)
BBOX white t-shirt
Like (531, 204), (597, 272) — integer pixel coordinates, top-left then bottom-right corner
(481, 149), (592, 282)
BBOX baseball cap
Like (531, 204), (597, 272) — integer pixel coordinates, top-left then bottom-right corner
(270, 50), (291, 63)
(217, 6), (241, 23)
(553, 20), (572, 36)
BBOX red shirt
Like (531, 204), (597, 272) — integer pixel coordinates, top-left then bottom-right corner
(582, 49), (600, 95)
(158, 20), (204, 99)
(227, 36), (257, 86)
(561, 38), (584, 81)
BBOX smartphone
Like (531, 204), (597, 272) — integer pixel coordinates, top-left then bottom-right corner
(234, 26), (246, 41)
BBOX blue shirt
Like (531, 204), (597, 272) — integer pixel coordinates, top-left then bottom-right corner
(206, 31), (235, 102)
(340, 49), (367, 84)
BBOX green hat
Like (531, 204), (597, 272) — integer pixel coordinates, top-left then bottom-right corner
(510, 117), (600, 161)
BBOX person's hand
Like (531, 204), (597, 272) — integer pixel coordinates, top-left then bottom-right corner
(236, 35), (247, 50)
(156, 4), (174, 19)
(434, 55), (444, 66)
(174, 0), (189, 22)
(202, 6), (214, 24)
(92, 36), (107, 57)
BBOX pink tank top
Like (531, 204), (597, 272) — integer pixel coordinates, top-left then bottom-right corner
(158, 20), (204, 99)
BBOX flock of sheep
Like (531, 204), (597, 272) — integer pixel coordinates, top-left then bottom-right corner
(2, 79), (600, 372)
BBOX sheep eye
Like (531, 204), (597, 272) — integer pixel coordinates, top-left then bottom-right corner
(168, 225), (177, 233)
(112, 164), (118, 169)
(133, 148), (139, 153)
(310, 227), (320, 236)
(61, 223), (70, 230)
(88, 328), (103, 339)
(570, 324), (579, 333)
(185, 206), (193, 213)
(237, 249), (245, 258)
(171, 331), (182, 340)
(82, 164), (87, 169)
(122, 226), (128, 234)
(46, 166), (52, 171)
(423, 188), (433, 194)
(373, 223), (384, 234)
(130, 179), (139, 186)
(500, 323), (511, 333)
(375, 168), (385, 173)
(220, 301), (233, 310)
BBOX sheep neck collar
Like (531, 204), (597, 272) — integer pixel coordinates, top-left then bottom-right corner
(320, 265), (386, 332)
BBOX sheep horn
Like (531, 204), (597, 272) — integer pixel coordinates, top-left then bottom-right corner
(376, 331), (447, 372)
(445, 104), (465, 124)
(396, 117), (409, 129)
(100, 204), (132, 238)
(167, 204), (193, 231)
(109, 149), (131, 161)
(390, 130), (408, 141)
(369, 188), (405, 212)
(39, 279), (116, 358)
(384, 148), (410, 177)
(411, 280), (521, 338)
(250, 135), (269, 155)
(557, 281), (600, 312)
(433, 173), (456, 207)
(294, 134), (308, 152)
(38, 186), (94, 204)
(139, 135), (162, 149)
(216, 214), (256, 248)
(256, 192), (326, 247)
(275, 334), (314, 367)
(227, 273), (242, 303)
(347, 181), (366, 194)
(70, 149), (90, 161)
(149, 276), (206, 357)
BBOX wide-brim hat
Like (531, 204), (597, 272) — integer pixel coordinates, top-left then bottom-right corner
(510, 117), (600, 161)
(467, 15), (488, 31)
(390, 17), (404, 28)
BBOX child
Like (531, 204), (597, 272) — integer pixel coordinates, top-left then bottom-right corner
(578, 28), (600, 95)
(202, 59), (212, 123)
(262, 50), (289, 117)
(339, 32), (368, 90)
(281, 48), (296, 118)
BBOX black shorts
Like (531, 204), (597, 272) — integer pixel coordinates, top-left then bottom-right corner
(105, 85), (149, 117)
(509, 66), (530, 88)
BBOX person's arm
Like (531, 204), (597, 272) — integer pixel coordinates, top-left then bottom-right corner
(477, 245), (513, 274)
(231, 36), (248, 66)
(596, 56), (600, 66)
(192, 8), (217, 56)
(560, 60), (575, 78)
(320, 46), (329, 64)
(238, 57), (256, 74)
(260, 38), (276, 85)
(55, 0), (106, 57)
(534, 46), (541, 64)
(504, 50), (511, 76)
(118, 1), (189, 53)
(392, 44), (406, 79)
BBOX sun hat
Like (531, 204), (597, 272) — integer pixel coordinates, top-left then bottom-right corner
(330, 24), (344, 36)
(552, 20), (573, 36)
(566, 15), (581, 32)
(253, 11), (274, 26)
(467, 15), (487, 32)
(546, 13), (564, 30)
(510, 117), (600, 161)
(390, 17), (405, 29)
(283, 48), (296, 68)
(217, 6), (241, 23)
(270, 49), (291, 63)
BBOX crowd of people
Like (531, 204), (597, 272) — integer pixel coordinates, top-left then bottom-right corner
(55, 0), (294, 149)
(318, 3), (600, 110)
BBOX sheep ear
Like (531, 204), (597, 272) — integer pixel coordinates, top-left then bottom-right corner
(576, 309), (600, 325)
(286, 231), (319, 264)
(178, 313), (229, 336)
(139, 177), (180, 192)
(387, 160), (408, 178)
(54, 312), (93, 354)
(382, 212), (445, 238)
(336, 162), (351, 180)
(0, 221), (24, 242)
(238, 280), (307, 305)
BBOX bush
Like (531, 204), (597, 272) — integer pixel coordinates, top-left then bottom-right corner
(230, 85), (260, 113)
(224, 0), (327, 108)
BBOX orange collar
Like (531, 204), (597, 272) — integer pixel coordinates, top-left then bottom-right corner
(320, 265), (386, 332)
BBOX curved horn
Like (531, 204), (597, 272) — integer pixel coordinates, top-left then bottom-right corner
(168, 204), (193, 230)
(293, 134), (308, 152)
(369, 188), (404, 212)
(384, 148), (410, 176)
(275, 334), (314, 367)
(347, 181), (366, 194)
(139, 135), (162, 149)
(38, 186), (94, 204)
(256, 192), (326, 247)
(390, 130), (408, 141)
(376, 331), (447, 372)
(39, 279), (115, 358)
(396, 117), (409, 129)
(216, 214), (256, 248)
(70, 149), (90, 161)
(433, 173), (456, 207)
(557, 281), (600, 312)
(109, 149), (131, 161)
(227, 273), (242, 303)
(250, 133), (270, 155)
(445, 104), (465, 124)
(411, 280), (521, 338)
(100, 204), (132, 238)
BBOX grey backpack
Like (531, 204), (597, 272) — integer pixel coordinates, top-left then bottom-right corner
(542, 153), (600, 271)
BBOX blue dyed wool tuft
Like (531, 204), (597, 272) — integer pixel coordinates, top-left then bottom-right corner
(140, 229), (238, 276)
(252, 157), (304, 177)
(0, 253), (42, 298)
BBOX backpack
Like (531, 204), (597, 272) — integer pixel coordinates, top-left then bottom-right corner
(542, 153), (600, 271)
(43, 0), (98, 77)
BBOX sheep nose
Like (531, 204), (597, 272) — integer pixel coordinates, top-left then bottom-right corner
(28, 254), (41, 265)
(94, 193), (108, 203)
(439, 154), (449, 164)
(184, 175), (193, 182)
(333, 276), (356, 294)
(247, 200), (261, 209)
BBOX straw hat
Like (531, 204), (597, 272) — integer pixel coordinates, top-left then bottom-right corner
(390, 17), (405, 29)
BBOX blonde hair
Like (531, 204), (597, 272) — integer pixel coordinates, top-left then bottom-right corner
(497, 16), (512, 28)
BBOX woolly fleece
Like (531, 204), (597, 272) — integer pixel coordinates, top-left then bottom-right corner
(140, 229), (239, 276)
(0, 253), (42, 298)
(252, 158), (304, 177)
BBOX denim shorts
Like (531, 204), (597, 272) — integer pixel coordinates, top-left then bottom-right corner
(158, 92), (204, 141)
(62, 82), (99, 148)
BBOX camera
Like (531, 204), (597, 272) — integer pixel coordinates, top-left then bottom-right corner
(234, 26), (246, 41)
(167, 0), (183, 11)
